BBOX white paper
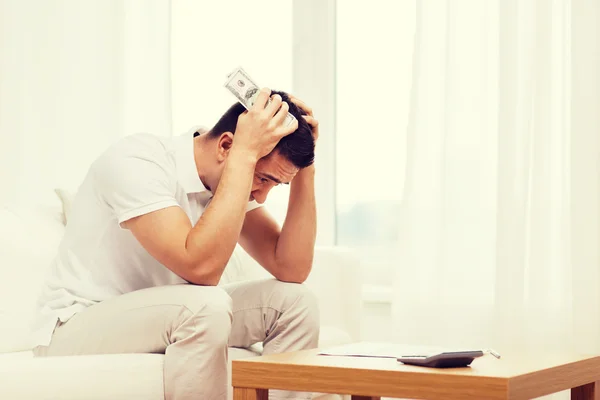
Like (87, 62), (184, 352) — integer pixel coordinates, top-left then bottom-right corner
(318, 342), (473, 359)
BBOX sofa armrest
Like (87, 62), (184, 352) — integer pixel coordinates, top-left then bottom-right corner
(304, 246), (362, 341)
(221, 245), (362, 341)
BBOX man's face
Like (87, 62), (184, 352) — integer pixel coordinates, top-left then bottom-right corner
(250, 151), (299, 204)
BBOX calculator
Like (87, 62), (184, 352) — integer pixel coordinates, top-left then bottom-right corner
(397, 350), (484, 368)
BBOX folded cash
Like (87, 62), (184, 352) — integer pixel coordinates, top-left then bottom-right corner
(224, 67), (296, 126)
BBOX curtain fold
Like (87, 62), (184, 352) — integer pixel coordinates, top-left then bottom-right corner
(393, 0), (600, 372)
(0, 0), (172, 205)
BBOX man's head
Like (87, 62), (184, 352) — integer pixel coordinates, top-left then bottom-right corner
(208, 90), (315, 168)
(202, 90), (315, 204)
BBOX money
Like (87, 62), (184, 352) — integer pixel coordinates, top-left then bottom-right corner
(224, 67), (296, 127)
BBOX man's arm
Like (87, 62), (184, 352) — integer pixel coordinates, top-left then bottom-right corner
(239, 165), (316, 283)
(124, 149), (256, 286)
(123, 89), (298, 286)
(240, 96), (319, 283)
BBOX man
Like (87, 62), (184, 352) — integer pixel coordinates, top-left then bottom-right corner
(31, 88), (320, 400)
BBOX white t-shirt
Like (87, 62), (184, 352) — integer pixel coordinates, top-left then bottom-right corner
(31, 130), (261, 347)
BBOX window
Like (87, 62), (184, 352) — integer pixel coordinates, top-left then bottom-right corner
(170, 0), (293, 223)
(171, 1), (418, 288)
(336, 1), (416, 287)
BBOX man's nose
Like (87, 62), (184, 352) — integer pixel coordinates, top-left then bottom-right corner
(253, 187), (272, 204)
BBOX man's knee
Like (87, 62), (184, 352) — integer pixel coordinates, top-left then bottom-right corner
(272, 281), (320, 326)
(170, 285), (232, 312)
(171, 285), (233, 343)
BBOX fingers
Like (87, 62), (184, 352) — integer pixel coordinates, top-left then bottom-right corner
(265, 94), (283, 117)
(251, 87), (271, 110)
(271, 100), (290, 127)
(279, 116), (299, 137)
(272, 101), (297, 138)
(302, 114), (319, 129)
(289, 95), (313, 116)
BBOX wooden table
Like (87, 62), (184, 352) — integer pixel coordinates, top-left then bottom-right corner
(232, 348), (600, 400)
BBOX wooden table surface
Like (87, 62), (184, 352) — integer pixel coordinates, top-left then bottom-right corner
(232, 348), (600, 400)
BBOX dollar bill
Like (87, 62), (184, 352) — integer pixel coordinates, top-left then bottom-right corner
(224, 67), (296, 127)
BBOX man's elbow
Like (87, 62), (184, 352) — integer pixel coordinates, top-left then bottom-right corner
(186, 259), (225, 286)
(275, 263), (312, 284)
(189, 276), (221, 286)
(276, 276), (306, 284)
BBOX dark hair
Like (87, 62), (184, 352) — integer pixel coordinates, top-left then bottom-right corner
(207, 90), (315, 168)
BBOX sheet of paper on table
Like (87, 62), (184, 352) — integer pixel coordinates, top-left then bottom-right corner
(318, 342), (471, 358)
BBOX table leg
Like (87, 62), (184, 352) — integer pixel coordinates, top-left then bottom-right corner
(572, 381), (600, 400)
(351, 396), (381, 400)
(233, 387), (268, 400)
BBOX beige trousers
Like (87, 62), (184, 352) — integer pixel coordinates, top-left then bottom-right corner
(34, 279), (320, 400)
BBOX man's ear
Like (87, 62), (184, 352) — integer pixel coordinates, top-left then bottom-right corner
(216, 132), (234, 162)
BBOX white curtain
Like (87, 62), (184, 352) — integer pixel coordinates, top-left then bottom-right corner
(393, 0), (600, 367)
(0, 0), (172, 205)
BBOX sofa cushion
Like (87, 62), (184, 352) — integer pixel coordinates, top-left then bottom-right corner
(0, 350), (260, 400)
(0, 352), (164, 400)
(54, 188), (74, 225)
(0, 203), (65, 352)
(0, 350), (345, 400)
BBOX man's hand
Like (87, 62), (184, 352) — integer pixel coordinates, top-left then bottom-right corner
(233, 88), (299, 161)
(289, 95), (319, 142)
(238, 93), (319, 284)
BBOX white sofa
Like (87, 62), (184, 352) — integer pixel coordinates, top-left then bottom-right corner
(0, 196), (361, 399)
